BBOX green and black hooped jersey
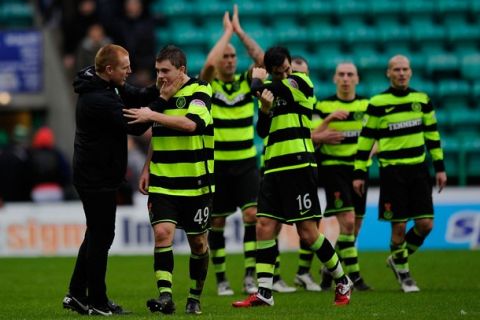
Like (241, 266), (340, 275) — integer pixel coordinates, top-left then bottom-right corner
(255, 72), (317, 175)
(354, 87), (445, 180)
(149, 78), (214, 196)
(211, 71), (257, 162)
(314, 95), (369, 166)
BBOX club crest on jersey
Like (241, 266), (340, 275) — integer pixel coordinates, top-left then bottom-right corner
(354, 111), (364, 121)
(176, 96), (187, 109)
(411, 102), (422, 112)
(287, 78), (299, 89)
(232, 81), (240, 91)
(334, 192), (343, 209)
(383, 202), (393, 220)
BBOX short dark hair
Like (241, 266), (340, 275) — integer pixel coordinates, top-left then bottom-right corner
(156, 45), (187, 69)
(263, 46), (291, 73)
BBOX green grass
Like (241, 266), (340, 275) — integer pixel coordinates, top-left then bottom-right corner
(1, 251), (479, 319)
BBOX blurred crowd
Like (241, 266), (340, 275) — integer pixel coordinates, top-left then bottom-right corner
(37, 0), (165, 86)
(0, 125), (147, 205)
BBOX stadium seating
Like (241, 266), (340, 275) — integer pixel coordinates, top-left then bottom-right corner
(0, 0), (33, 28)
(150, 0), (480, 185)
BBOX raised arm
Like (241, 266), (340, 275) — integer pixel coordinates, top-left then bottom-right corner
(232, 4), (264, 67)
(199, 11), (234, 83)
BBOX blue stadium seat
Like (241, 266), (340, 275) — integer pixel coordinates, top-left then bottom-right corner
(402, 0), (435, 17)
(344, 25), (379, 47)
(152, 0), (193, 17)
(184, 49), (206, 77)
(441, 135), (463, 181)
(464, 137), (480, 180)
(436, 79), (470, 99)
(308, 24), (343, 44)
(409, 79), (436, 97)
(191, 0), (229, 17)
(0, 1), (33, 27)
(314, 81), (336, 100)
(168, 20), (207, 46)
(473, 81), (480, 100)
(237, 1), (264, 18)
(298, 0), (334, 18)
(333, 0), (369, 18)
(460, 54), (480, 81)
(377, 18), (411, 45)
(266, 1), (298, 17)
(272, 17), (307, 43)
(425, 53), (459, 76)
(368, 0), (402, 16)
(445, 19), (480, 50)
(409, 16), (446, 50)
(355, 49), (387, 76)
(449, 109), (480, 138)
(435, 0), (470, 16)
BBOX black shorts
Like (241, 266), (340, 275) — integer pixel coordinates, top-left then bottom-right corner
(257, 166), (322, 224)
(320, 165), (368, 218)
(212, 160), (259, 217)
(379, 163), (433, 222)
(148, 193), (213, 234)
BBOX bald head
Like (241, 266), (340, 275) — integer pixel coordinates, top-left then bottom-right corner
(387, 55), (412, 90)
(291, 56), (309, 74)
(217, 43), (237, 79)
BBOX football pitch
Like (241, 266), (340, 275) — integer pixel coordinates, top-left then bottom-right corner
(1, 250), (479, 319)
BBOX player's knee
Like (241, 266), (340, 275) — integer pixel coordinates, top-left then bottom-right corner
(415, 219), (433, 236)
(189, 235), (209, 254)
(242, 206), (257, 223)
(153, 226), (173, 245)
(211, 216), (226, 228)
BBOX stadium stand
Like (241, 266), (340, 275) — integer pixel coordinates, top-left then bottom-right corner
(150, 0), (480, 185)
(1, 0), (479, 186)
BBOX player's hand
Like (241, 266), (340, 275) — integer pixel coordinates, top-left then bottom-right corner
(326, 110), (349, 122)
(311, 128), (344, 145)
(159, 74), (184, 100)
(353, 179), (365, 197)
(223, 11), (233, 33)
(138, 167), (150, 195)
(252, 67), (268, 80)
(232, 4), (243, 34)
(123, 107), (154, 124)
(436, 171), (447, 193)
(257, 88), (274, 114)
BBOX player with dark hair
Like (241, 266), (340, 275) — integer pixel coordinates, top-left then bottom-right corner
(124, 45), (214, 314)
(232, 46), (353, 308)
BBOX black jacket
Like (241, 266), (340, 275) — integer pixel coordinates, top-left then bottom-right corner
(72, 66), (156, 191)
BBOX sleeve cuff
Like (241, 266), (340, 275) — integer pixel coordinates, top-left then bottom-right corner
(433, 160), (445, 173)
(353, 169), (367, 180)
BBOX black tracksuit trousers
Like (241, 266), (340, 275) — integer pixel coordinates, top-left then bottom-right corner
(68, 188), (117, 307)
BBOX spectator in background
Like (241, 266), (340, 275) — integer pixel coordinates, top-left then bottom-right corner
(76, 23), (112, 70)
(61, 0), (99, 71)
(0, 125), (32, 202)
(29, 126), (71, 202)
(101, 0), (156, 84)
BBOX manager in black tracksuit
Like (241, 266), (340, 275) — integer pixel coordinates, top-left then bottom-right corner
(63, 44), (156, 316)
